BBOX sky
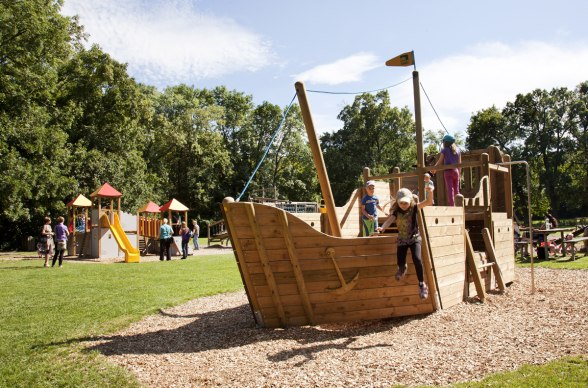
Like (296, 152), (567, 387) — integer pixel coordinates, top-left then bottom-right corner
(60, 0), (588, 137)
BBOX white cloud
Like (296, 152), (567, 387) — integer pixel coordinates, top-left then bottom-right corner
(61, 0), (275, 87)
(402, 41), (588, 133)
(293, 53), (381, 85)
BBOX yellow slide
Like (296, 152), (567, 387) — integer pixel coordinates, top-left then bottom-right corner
(100, 213), (140, 263)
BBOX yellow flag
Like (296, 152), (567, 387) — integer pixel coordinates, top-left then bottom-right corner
(385, 51), (414, 67)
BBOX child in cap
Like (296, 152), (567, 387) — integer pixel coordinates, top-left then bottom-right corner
(380, 186), (434, 299)
(432, 134), (461, 206)
(361, 180), (386, 236)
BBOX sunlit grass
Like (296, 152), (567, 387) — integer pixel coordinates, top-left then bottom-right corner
(0, 254), (242, 387)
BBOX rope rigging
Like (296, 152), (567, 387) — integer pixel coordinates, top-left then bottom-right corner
(236, 74), (448, 200)
(235, 93), (297, 202)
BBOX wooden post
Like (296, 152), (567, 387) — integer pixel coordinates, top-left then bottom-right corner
(295, 81), (341, 237)
(413, 71), (425, 201)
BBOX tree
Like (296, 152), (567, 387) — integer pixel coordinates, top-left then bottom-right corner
(0, 0), (82, 247)
(502, 88), (577, 217)
(465, 106), (515, 152)
(323, 90), (415, 205)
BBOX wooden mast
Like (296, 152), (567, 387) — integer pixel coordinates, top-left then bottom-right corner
(295, 81), (342, 237)
(412, 70), (425, 200)
(386, 51), (425, 199)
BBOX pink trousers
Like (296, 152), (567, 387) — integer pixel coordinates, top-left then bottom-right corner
(444, 169), (460, 206)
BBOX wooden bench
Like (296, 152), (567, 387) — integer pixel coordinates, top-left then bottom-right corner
(514, 240), (531, 257)
(207, 219), (230, 247)
(568, 236), (588, 260)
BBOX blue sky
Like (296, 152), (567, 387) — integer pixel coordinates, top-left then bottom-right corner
(61, 0), (588, 136)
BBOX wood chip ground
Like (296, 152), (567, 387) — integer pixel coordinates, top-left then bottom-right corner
(85, 267), (588, 387)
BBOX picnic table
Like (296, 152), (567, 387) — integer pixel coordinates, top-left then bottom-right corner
(528, 227), (576, 259)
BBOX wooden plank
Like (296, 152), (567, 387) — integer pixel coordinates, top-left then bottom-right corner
(418, 207), (439, 309)
(465, 230), (485, 301)
(221, 200), (264, 326)
(279, 210), (315, 325)
(482, 228), (505, 291)
(246, 203), (287, 326)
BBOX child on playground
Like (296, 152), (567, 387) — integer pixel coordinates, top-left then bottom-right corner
(380, 186), (434, 299)
(179, 221), (192, 260)
(361, 180), (386, 236)
(432, 134), (461, 206)
(424, 173), (434, 204)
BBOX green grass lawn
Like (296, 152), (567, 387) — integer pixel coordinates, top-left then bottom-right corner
(0, 254), (243, 387)
(516, 251), (588, 269)
(0, 251), (586, 387)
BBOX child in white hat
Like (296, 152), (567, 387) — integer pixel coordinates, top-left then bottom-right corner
(380, 186), (434, 299)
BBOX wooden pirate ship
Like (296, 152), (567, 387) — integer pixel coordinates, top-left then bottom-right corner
(220, 79), (516, 328)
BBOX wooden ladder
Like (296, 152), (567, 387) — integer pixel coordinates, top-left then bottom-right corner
(465, 228), (505, 302)
(77, 233), (88, 257)
(138, 236), (147, 255)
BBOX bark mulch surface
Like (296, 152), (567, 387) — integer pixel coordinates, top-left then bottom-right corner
(85, 267), (588, 387)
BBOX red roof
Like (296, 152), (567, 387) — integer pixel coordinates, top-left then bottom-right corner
(159, 198), (189, 212)
(90, 182), (122, 198)
(138, 201), (161, 213)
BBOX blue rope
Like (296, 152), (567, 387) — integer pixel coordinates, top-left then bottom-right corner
(236, 93), (298, 202)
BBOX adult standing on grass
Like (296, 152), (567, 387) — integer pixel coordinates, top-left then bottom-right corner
(179, 221), (192, 260)
(52, 216), (69, 267)
(432, 134), (461, 206)
(40, 217), (54, 267)
(159, 218), (174, 261)
(192, 219), (200, 250)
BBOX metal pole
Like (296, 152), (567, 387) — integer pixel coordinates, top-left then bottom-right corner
(498, 160), (534, 294)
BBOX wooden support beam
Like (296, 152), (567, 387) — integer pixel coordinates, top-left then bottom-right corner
(278, 211), (315, 325)
(482, 228), (506, 291)
(221, 199), (264, 326)
(417, 208), (441, 310)
(246, 203), (287, 326)
(465, 229), (486, 302)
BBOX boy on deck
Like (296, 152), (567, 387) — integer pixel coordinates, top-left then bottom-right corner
(361, 180), (386, 236)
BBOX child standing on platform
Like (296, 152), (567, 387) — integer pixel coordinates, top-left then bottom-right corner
(424, 173), (435, 204)
(361, 180), (386, 236)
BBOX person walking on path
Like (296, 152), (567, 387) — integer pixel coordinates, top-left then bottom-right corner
(432, 134), (461, 206)
(192, 219), (200, 250)
(159, 218), (174, 261)
(380, 186), (434, 299)
(40, 217), (54, 267)
(179, 221), (192, 259)
(52, 216), (69, 267)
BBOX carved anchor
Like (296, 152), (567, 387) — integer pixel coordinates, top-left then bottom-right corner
(325, 247), (359, 295)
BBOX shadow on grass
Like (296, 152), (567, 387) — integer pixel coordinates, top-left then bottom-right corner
(44, 302), (425, 363)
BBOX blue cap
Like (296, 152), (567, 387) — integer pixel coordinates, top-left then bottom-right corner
(442, 134), (455, 144)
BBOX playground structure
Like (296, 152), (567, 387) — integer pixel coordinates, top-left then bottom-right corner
(67, 183), (191, 262)
(219, 81), (517, 328)
(89, 183), (139, 263)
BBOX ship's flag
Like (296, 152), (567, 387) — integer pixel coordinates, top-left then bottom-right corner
(385, 51), (414, 67)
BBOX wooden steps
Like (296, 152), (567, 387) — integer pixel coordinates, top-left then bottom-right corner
(465, 228), (505, 302)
